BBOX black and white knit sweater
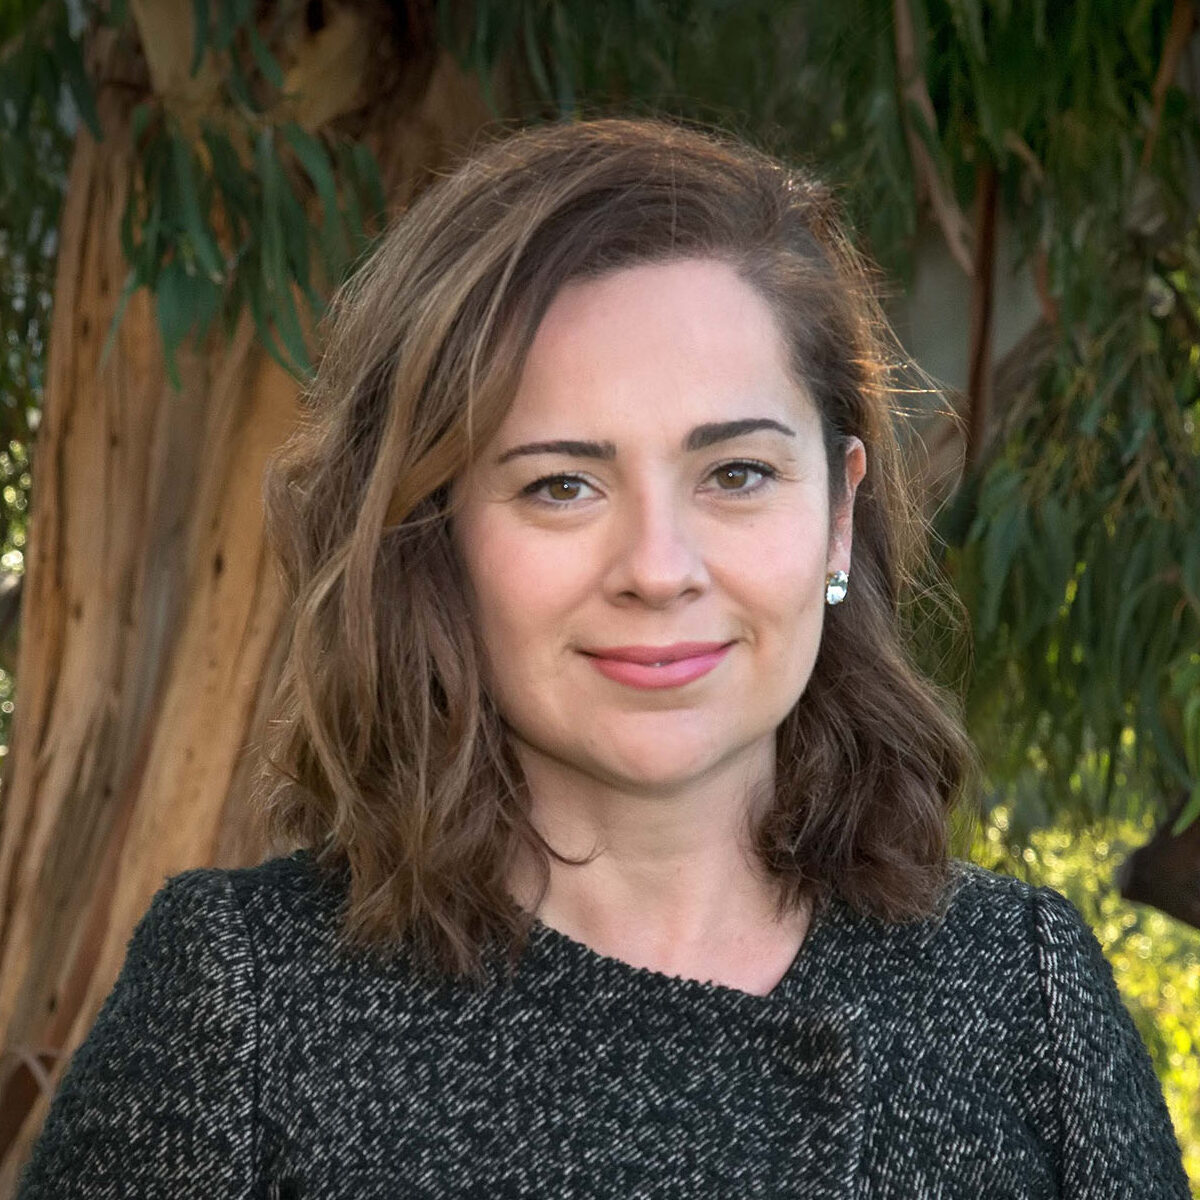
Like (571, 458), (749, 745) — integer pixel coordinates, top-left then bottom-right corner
(16, 849), (1191, 1198)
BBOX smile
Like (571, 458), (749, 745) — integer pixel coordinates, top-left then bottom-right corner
(582, 644), (733, 690)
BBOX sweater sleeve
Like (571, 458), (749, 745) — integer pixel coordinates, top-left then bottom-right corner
(1032, 883), (1190, 1199)
(15, 869), (259, 1199)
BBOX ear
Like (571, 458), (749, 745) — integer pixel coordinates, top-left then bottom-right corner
(827, 436), (866, 575)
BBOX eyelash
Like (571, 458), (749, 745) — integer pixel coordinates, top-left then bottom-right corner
(520, 460), (780, 509)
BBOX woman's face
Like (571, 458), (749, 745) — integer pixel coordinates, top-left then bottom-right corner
(450, 257), (866, 799)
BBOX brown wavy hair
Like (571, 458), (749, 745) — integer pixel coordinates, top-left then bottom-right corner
(256, 114), (980, 984)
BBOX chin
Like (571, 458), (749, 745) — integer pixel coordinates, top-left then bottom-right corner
(580, 737), (750, 794)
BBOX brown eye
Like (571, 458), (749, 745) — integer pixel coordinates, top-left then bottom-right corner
(545, 478), (582, 502)
(715, 464), (752, 490)
(521, 474), (595, 507)
(709, 460), (776, 495)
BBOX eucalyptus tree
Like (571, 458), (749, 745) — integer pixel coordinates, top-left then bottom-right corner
(0, 1), (500, 1186)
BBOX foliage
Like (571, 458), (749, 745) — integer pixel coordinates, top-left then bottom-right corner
(972, 802), (1200, 1191)
(915, 0), (1200, 837)
(0, 0), (73, 458)
(114, 107), (384, 386)
(99, 0), (387, 385)
(0, 0), (78, 755)
(4, 0), (387, 390)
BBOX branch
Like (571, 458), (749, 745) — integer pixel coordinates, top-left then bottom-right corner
(1141, 0), (1196, 170)
(964, 162), (999, 471)
(129, 0), (224, 133)
(893, 0), (974, 277)
(1032, 246), (1059, 329)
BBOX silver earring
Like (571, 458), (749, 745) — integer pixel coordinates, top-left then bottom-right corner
(825, 570), (848, 605)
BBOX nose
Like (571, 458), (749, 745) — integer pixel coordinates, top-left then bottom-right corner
(602, 482), (710, 608)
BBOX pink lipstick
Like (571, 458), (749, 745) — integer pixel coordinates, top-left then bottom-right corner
(581, 641), (733, 689)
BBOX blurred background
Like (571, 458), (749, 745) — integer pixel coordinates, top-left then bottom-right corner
(0, 0), (1197, 1193)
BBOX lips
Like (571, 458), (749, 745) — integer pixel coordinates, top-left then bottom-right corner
(581, 641), (733, 665)
(582, 642), (734, 689)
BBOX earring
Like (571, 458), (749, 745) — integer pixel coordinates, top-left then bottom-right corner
(825, 570), (848, 606)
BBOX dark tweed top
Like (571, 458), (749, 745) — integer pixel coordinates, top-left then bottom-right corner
(17, 849), (1190, 1198)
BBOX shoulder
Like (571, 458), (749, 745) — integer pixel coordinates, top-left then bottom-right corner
(116, 848), (348, 993)
(155, 846), (339, 909)
(933, 859), (1104, 965)
(935, 857), (1040, 943)
(940, 857), (1037, 910)
(842, 858), (1042, 955)
(835, 859), (1092, 993)
(899, 860), (1132, 1030)
(154, 846), (344, 945)
(926, 858), (1093, 940)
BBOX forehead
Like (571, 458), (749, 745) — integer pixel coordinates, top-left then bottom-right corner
(497, 257), (817, 439)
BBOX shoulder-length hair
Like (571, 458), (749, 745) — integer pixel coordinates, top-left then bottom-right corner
(257, 115), (979, 983)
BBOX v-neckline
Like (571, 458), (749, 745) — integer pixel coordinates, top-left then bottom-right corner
(521, 891), (848, 1009)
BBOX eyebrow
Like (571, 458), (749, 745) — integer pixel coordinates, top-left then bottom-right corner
(494, 417), (797, 465)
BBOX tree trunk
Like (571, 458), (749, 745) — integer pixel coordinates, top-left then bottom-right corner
(0, 4), (502, 1190)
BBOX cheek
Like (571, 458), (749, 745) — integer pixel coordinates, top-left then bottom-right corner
(458, 520), (587, 668)
(718, 511), (829, 615)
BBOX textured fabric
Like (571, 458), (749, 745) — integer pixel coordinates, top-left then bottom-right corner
(16, 850), (1190, 1198)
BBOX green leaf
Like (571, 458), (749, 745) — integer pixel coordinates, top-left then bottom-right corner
(119, 179), (139, 264)
(1140, 686), (1191, 787)
(99, 269), (139, 369)
(522, 3), (553, 105)
(470, 0), (498, 116)
(1030, 0), (1047, 46)
(244, 265), (297, 377)
(953, 0), (987, 63)
(248, 24), (283, 90)
(170, 132), (225, 281)
(152, 257), (221, 385)
(190, 0), (209, 77)
(212, 0), (237, 51)
(225, 41), (260, 113)
(275, 160), (311, 289)
(256, 128), (284, 278)
(201, 123), (254, 226)
(1169, 782), (1200, 836)
(33, 43), (57, 113)
(271, 269), (312, 376)
(52, 24), (102, 140)
(191, 271), (222, 339)
(251, 127), (309, 373)
(552, 4), (577, 119)
(155, 256), (193, 356)
(131, 101), (153, 146)
(126, 182), (164, 285)
(335, 141), (365, 248)
(282, 122), (345, 270)
(436, 0), (469, 65)
(979, 502), (1027, 639)
(349, 141), (385, 224)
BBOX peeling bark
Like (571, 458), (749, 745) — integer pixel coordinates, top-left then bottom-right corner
(0, 4), (500, 1190)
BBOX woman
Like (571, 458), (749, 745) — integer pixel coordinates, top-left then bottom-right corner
(18, 117), (1189, 1198)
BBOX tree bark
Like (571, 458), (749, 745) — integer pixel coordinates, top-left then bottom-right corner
(1116, 791), (1200, 928)
(0, 4), (501, 1190)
